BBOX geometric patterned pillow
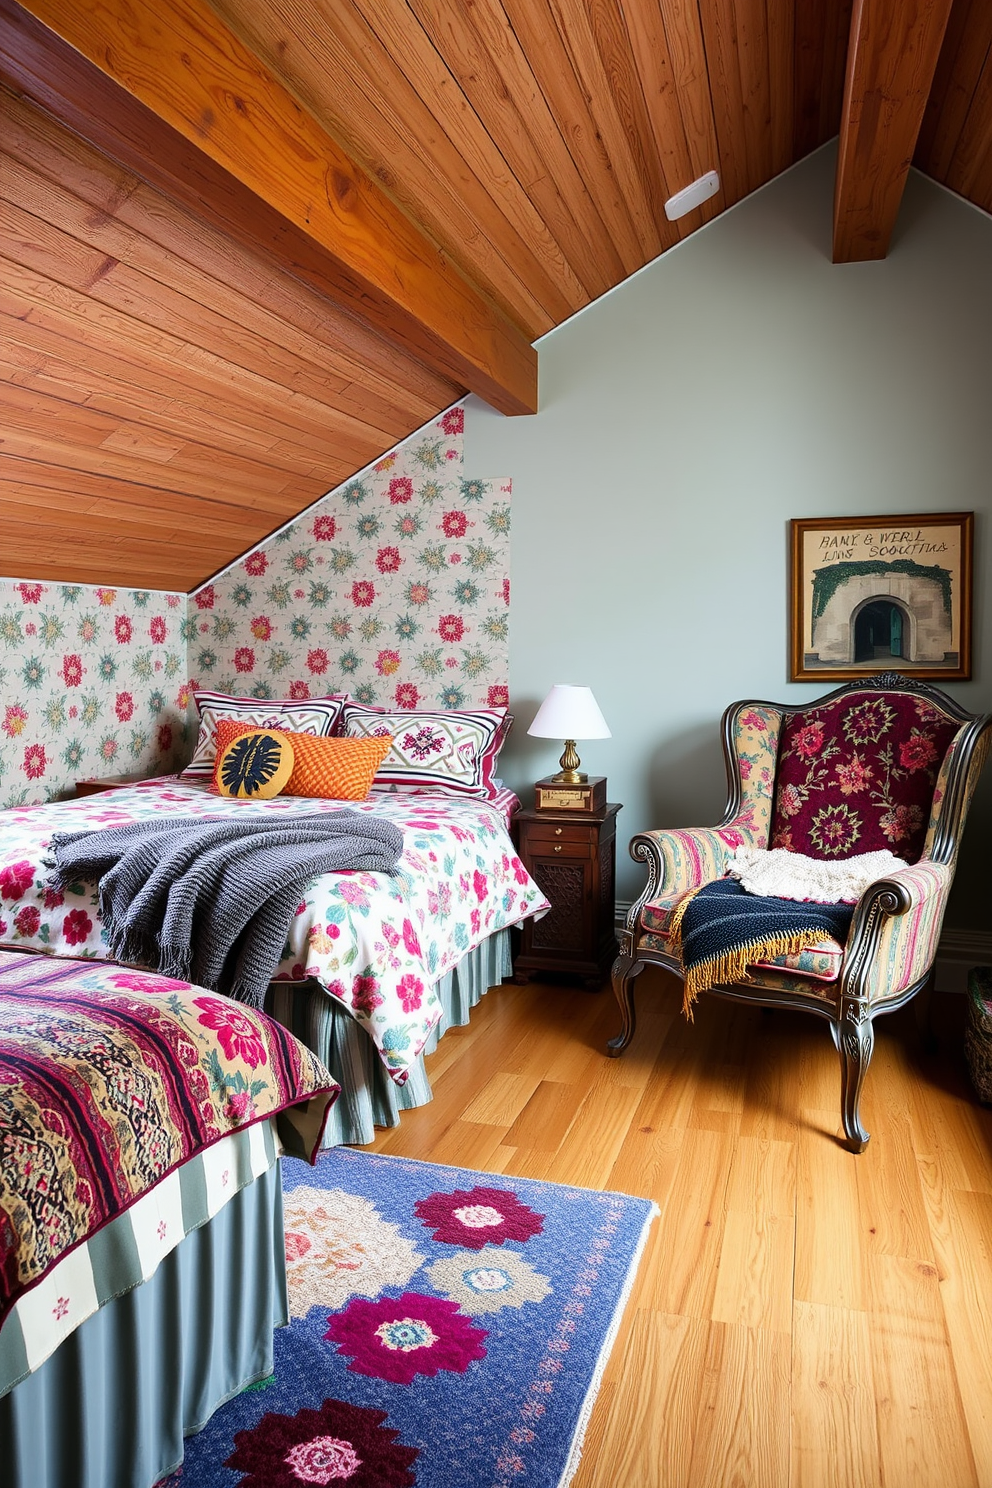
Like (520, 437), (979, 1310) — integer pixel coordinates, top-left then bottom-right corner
(769, 689), (959, 863)
(339, 703), (510, 799)
(181, 690), (346, 779)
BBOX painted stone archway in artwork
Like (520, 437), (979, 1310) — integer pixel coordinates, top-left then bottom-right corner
(851, 595), (911, 663)
(809, 565), (955, 669)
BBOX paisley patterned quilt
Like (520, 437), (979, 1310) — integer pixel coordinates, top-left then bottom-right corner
(0, 780), (549, 1083)
(0, 948), (337, 1327)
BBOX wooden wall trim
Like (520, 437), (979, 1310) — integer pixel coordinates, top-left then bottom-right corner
(1, 0), (537, 416)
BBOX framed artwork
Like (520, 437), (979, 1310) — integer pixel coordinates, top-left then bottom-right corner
(789, 512), (973, 682)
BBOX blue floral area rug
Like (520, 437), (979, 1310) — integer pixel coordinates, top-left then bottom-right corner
(163, 1148), (657, 1488)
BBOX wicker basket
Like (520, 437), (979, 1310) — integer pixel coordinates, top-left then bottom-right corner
(965, 966), (992, 1104)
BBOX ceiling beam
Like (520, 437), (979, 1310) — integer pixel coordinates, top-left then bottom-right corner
(833, 0), (956, 262)
(0, 0), (537, 415)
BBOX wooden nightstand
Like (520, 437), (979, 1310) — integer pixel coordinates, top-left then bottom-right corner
(512, 803), (621, 989)
(76, 774), (146, 797)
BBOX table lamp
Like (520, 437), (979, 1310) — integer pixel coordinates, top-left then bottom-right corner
(527, 684), (611, 784)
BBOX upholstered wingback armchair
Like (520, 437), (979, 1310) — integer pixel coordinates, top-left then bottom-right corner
(608, 675), (992, 1152)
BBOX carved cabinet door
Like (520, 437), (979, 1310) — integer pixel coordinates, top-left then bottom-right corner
(527, 852), (595, 962)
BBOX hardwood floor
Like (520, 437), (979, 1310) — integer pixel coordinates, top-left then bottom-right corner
(369, 966), (992, 1487)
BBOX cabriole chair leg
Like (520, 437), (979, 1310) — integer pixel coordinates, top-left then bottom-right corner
(607, 954), (645, 1056)
(833, 1001), (874, 1153)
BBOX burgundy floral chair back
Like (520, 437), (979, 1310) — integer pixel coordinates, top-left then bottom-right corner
(769, 689), (960, 863)
(607, 675), (992, 1155)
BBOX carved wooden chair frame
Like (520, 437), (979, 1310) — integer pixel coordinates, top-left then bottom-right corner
(607, 674), (992, 1152)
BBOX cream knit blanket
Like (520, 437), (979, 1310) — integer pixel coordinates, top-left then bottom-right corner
(726, 845), (909, 905)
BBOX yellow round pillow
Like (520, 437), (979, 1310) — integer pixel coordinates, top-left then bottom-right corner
(216, 729), (295, 799)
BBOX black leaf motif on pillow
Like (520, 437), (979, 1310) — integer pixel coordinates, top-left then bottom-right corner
(221, 734), (284, 796)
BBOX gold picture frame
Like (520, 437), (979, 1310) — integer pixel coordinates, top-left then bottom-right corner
(789, 513), (973, 682)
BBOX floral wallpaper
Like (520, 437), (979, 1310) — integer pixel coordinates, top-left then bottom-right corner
(192, 405), (511, 713)
(0, 580), (191, 808)
(0, 403), (509, 810)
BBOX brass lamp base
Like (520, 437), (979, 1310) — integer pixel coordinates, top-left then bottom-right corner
(552, 740), (587, 784)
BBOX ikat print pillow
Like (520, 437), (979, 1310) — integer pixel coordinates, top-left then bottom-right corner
(182, 690), (347, 779)
(339, 703), (510, 799)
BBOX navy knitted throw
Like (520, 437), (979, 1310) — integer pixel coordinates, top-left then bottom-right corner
(668, 877), (854, 1013)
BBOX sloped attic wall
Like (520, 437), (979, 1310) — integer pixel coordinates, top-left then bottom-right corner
(193, 408), (510, 713)
(0, 407), (510, 811)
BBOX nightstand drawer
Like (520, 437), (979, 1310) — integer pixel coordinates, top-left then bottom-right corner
(525, 835), (591, 860)
(522, 822), (600, 850)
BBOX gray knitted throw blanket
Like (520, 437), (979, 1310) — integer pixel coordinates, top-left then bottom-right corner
(46, 813), (404, 1007)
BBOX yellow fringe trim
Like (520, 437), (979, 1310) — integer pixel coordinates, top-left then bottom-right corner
(667, 888), (836, 1021)
(666, 885), (702, 952)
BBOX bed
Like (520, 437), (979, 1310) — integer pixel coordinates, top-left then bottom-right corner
(0, 775), (549, 1144)
(0, 947), (337, 1488)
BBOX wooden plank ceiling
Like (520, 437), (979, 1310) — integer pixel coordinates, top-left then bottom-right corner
(916, 0), (992, 211)
(0, 85), (460, 590)
(1, 0), (990, 592)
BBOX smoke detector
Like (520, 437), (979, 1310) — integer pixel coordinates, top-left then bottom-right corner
(664, 171), (720, 221)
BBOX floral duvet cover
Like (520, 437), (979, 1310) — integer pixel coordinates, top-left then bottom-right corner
(0, 780), (549, 1083)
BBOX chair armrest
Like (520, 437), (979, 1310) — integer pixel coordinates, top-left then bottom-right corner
(841, 858), (952, 1005)
(622, 819), (762, 935)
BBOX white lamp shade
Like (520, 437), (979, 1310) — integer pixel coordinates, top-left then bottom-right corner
(527, 684), (611, 740)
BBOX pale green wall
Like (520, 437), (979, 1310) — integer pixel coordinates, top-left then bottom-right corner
(465, 143), (992, 925)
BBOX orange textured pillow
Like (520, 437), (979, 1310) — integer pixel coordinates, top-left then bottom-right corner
(211, 718), (392, 800)
(281, 732), (393, 800)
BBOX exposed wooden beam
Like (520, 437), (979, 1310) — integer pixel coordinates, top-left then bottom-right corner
(0, 0), (537, 415)
(833, 0), (956, 263)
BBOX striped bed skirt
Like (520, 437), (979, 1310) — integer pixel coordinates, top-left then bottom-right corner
(265, 928), (511, 1146)
(0, 1159), (286, 1488)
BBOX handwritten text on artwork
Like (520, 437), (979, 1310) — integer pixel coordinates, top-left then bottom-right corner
(816, 530), (951, 564)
